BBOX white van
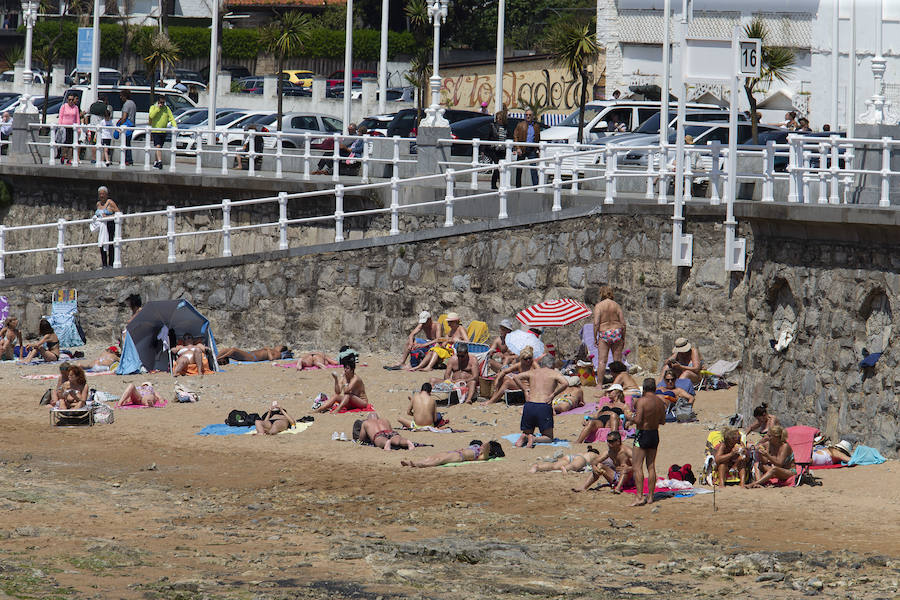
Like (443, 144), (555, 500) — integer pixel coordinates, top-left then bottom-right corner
(542, 100), (722, 146)
(65, 85), (196, 125)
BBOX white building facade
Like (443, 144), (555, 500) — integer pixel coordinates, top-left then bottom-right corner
(597, 0), (900, 131)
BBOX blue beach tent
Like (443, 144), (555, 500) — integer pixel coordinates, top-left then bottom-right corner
(116, 299), (220, 374)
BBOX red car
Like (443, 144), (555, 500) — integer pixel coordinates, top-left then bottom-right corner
(326, 69), (377, 88)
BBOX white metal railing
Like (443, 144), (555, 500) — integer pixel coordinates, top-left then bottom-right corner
(25, 122), (418, 182)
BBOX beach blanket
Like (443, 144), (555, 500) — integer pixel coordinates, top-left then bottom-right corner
(196, 424), (254, 436)
(21, 370), (113, 381)
(248, 422), (313, 435)
(810, 463), (848, 470)
(399, 425), (466, 433)
(847, 445), (887, 466)
(276, 362), (344, 369)
(502, 434), (570, 447)
(118, 398), (168, 409)
(582, 428), (633, 444)
(332, 403), (375, 414)
(440, 457), (504, 467)
(558, 402), (599, 416)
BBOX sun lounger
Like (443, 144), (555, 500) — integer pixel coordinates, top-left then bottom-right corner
(51, 407), (93, 427)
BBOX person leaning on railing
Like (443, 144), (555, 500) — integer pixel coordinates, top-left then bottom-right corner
(0, 110), (11, 155)
(148, 96), (177, 170)
(235, 123), (264, 171)
(489, 111), (507, 190)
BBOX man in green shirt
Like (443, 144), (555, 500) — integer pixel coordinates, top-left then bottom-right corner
(148, 95), (177, 169)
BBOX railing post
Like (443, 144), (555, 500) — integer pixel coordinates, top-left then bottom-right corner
(816, 142), (828, 204)
(112, 212), (123, 268)
(538, 141), (547, 189)
(842, 145), (856, 204)
(762, 140), (775, 202)
(303, 132), (311, 180)
(787, 136), (800, 203)
(220, 134), (228, 175)
(709, 141), (722, 205)
(570, 143), (580, 195)
(221, 199), (232, 257)
(553, 154), (562, 212)
(828, 135), (840, 204)
(683, 149), (692, 205)
(390, 177), (400, 235)
(498, 160), (509, 219)
(275, 131), (284, 178)
(195, 131), (203, 174)
(166, 205), (176, 263)
(144, 126), (151, 170)
(248, 130), (256, 177)
(168, 128), (177, 172)
(604, 147), (615, 204)
(0, 224), (5, 279)
(361, 137), (370, 183)
(56, 219), (65, 274)
(392, 135), (401, 180)
(470, 138), (480, 189)
(331, 133), (340, 182)
(49, 125), (57, 166)
(71, 124), (80, 166)
(645, 148), (656, 199)
(278, 191), (289, 250)
(801, 148), (812, 204)
(504, 139), (513, 163)
(118, 126), (127, 169)
(334, 185), (345, 242)
(657, 147), (668, 204)
(881, 137), (891, 207)
(94, 123), (102, 165)
(444, 168), (455, 227)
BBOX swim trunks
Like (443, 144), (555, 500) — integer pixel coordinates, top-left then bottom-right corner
(521, 401), (554, 434)
(634, 429), (659, 450)
(598, 328), (623, 344)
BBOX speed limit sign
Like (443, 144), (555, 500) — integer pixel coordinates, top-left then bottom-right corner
(740, 40), (761, 77)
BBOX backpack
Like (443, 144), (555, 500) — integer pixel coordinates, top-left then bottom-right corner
(667, 463), (696, 484)
(674, 397), (697, 423)
(225, 409), (252, 427)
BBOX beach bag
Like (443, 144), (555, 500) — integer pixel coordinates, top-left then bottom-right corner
(409, 347), (427, 368)
(667, 464), (695, 484)
(225, 409), (251, 427)
(93, 403), (114, 424)
(40, 389), (52, 406)
(54, 126), (66, 144)
(174, 384), (198, 403)
(674, 398), (696, 423)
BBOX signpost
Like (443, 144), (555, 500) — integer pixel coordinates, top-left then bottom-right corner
(672, 26), (759, 272)
(76, 28), (93, 73)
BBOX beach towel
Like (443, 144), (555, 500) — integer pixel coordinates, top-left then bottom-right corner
(847, 445), (887, 466)
(558, 401), (599, 416)
(399, 425), (466, 433)
(620, 477), (711, 497)
(582, 427), (632, 444)
(276, 362), (344, 369)
(21, 370), (112, 380)
(440, 457), (504, 467)
(248, 422), (313, 435)
(118, 398), (168, 409)
(196, 424), (254, 436)
(502, 434), (570, 447)
(332, 403), (375, 414)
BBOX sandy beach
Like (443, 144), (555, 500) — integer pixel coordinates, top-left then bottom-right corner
(1, 342), (898, 599)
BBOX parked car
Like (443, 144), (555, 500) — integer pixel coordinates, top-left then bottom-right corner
(279, 112), (343, 150)
(173, 68), (204, 83)
(0, 92), (20, 111)
(7, 95), (64, 117)
(223, 113), (280, 149)
(619, 123), (781, 168)
(326, 69), (376, 88)
(359, 113), (396, 137)
(283, 69), (315, 86)
(233, 77), (264, 94)
(66, 67), (121, 86)
(130, 108), (240, 145)
(385, 108), (484, 138)
(121, 72), (150, 86)
(757, 129), (847, 171)
(326, 83), (362, 99)
(64, 86), (196, 125)
(1, 70), (45, 84)
(447, 115), (549, 156)
(175, 109), (258, 153)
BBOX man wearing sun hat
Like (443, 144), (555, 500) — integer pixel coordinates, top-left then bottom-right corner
(487, 318), (517, 374)
(386, 310), (441, 370)
(410, 311), (471, 372)
(662, 336), (702, 385)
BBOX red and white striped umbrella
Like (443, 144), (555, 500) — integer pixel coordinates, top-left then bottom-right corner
(515, 298), (592, 327)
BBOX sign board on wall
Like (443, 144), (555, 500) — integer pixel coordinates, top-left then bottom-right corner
(76, 27), (93, 72)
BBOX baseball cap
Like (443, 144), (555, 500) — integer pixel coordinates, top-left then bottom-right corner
(608, 384), (624, 392)
(418, 310), (431, 324)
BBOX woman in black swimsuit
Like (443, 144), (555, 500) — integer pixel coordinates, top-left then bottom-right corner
(23, 319), (60, 362)
(254, 402), (296, 435)
(576, 386), (630, 443)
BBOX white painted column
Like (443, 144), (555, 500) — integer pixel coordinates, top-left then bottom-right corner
(378, 0), (388, 115)
(207, 0), (219, 145)
(494, 0), (505, 113)
(343, 0), (354, 134)
(22, 1), (37, 85)
(831, 0), (839, 129)
(88, 0), (101, 106)
(848, 0), (857, 137)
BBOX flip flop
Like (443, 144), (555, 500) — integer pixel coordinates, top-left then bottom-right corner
(382, 365), (402, 371)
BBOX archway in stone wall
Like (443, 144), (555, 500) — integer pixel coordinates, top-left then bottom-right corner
(859, 289), (892, 354)
(767, 278), (799, 352)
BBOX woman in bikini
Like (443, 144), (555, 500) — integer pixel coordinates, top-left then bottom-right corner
(552, 387), (585, 414)
(80, 346), (120, 371)
(746, 403), (779, 436)
(117, 381), (165, 407)
(748, 425), (796, 488)
(22, 319), (60, 363)
(411, 313), (469, 372)
(575, 386), (630, 443)
(57, 365), (89, 409)
(401, 439), (505, 467)
(295, 351), (339, 370)
(216, 345), (287, 364)
(714, 427), (748, 487)
(0, 316), (23, 360)
(314, 354), (368, 413)
(529, 446), (602, 474)
(592, 286), (626, 364)
(49, 362), (72, 407)
(255, 401), (296, 435)
(172, 337), (205, 376)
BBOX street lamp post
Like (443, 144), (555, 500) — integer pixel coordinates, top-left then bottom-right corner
(421, 0), (449, 127)
(494, 0), (505, 114)
(21, 0), (38, 85)
(860, 0), (897, 124)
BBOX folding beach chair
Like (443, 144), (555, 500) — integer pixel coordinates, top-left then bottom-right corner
(786, 425), (819, 487)
(697, 359), (740, 391)
(46, 289), (85, 348)
(466, 320), (489, 344)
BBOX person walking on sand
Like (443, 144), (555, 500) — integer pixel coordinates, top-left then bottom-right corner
(593, 285), (626, 366)
(626, 378), (667, 506)
(512, 355), (569, 448)
(397, 383), (448, 429)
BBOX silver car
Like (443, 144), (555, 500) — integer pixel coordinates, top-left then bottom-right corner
(279, 112), (344, 150)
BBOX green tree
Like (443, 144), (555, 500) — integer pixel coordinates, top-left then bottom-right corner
(743, 18), (796, 144)
(140, 32), (180, 101)
(542, 19), (598, 143)
(259, 11), (312, 131)
(404, 0), (430, 124)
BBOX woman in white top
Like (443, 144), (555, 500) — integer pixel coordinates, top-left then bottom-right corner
(99, 110), (114, 166)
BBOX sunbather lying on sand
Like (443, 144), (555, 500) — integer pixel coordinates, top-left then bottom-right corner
(117, 381), (165, 407)
(552, 387), (584, 414)
(353, 413), (414, 451)
(80, 346), (120, 370)
(575, 385), (630, 443)
(529, 446), (602, 474)
(572, 431), (634, 493)
(217, 345), (287, 364)
(401, 439), (505, 467)
(314, 353), (368, 413)
(397, 383), (448, 429)
(295, 351), (338, 370)
(173, 337), (206, 377)
(255, 401), (296, 435)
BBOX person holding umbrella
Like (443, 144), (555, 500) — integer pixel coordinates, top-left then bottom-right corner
(593, 286), (626, 367)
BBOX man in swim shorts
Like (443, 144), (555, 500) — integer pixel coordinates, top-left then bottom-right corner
(397, 383), (448, 429)
(572, 431), (634, 493)
(626, 378), (667, 506)
(512, 355), (569, 448)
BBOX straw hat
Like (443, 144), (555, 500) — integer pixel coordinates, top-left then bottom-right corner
(829, 440), (852, 455)
(446, 312), (460, 322)
(673, 337), (691, 353)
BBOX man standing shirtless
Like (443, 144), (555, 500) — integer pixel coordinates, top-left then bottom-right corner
(353, 413), (415, 451)
(593, 286), (626, 365)
(397, 383), (448, 429)
(512, 355), (568, 448)
(388, 310), (441, 370)
(440, 342), (479, 403)
(572, 431), (634, 493)
(626, 378), (667, 506)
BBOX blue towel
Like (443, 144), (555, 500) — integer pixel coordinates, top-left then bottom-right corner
(847, 445), (887, 466)
(859, 352), (882, 369)
(502, 433), (570, 447)
(196, 424), (253, 436)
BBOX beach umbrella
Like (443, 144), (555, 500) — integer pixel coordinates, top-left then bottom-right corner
(504, 329), (546, 357)
(516, 298), (592, 328)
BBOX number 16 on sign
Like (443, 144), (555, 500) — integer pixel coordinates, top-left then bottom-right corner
(739, 40), (761, 78)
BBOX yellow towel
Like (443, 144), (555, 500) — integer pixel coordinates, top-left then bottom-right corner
(247, 421), (313, 435)
(467, 320), (489, 344)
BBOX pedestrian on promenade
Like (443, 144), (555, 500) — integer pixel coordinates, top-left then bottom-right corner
(0, 111), (11, 155)
(93, 186), (119, 268)
(99, 109), (114, 166)
(489, 110), (507, 190)
(57, 93), (80, 165)
(117, 90), (136, 165)
(148, 96), (176, 170)
(513, 109), (540, 188)
(88, 94), (107, 163)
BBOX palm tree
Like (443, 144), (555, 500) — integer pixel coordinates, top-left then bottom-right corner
(33, 45), (59, 125)
(141, 32), (180, 101)
(404, 0), (430, 125)
(260, 11), (312, 132)
(543, 19), (599, 143)
(743, 18), (796, 144)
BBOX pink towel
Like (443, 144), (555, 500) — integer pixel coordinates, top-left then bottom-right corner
(277, 362), (344, 370)
(332, 403), (374, 414)
(582, 427), (630, 443)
